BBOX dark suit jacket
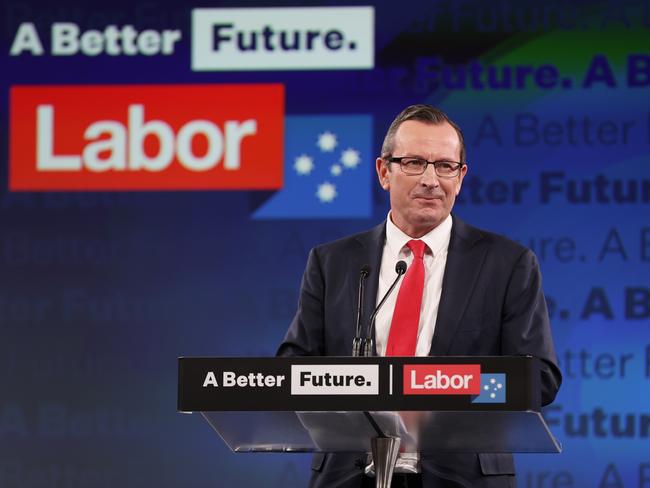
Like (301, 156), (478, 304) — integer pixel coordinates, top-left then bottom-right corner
(277, 216), (562, 488)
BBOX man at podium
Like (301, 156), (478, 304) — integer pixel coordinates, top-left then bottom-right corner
(278, 104), (561, 488)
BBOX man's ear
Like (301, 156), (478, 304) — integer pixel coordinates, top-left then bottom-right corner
(376, 158), (390, 190)
(456, 163), (468, 196)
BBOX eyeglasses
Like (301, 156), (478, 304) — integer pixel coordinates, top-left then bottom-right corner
(385, 157), (465, 178)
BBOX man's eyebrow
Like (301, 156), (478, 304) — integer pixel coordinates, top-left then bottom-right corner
(395, 155), (458, 162)
(396, 154), (425, 159)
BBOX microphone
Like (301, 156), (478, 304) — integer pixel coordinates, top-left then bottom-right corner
(361, 260), (407, 357)
(352, 265), (371, 356)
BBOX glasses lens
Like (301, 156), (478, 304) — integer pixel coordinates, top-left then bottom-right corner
(435, 161), (460, 177)
(401, 158), (427, 174)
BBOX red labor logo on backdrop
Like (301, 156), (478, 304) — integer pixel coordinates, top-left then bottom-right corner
(9, 84), (284, 190)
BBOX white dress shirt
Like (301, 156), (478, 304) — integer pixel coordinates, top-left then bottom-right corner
(375, 213), (453, 357)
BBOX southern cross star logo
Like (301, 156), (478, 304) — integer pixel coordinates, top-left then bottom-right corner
(252, 115), (372, 219)
(472, 374), (506, 403)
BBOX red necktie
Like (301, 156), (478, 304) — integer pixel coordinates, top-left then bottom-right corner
(386, 240), (427, 356)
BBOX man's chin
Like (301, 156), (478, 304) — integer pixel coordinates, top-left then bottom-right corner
(417, 207), (446, 223)
(408, 211), (448, 234)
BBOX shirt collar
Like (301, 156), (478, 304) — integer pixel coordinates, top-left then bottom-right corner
(385, 212), (453, 258)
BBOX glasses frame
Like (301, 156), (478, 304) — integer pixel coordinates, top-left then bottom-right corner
(385, 156), (466, 178)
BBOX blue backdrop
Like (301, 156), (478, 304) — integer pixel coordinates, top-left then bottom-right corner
(1, 0), (648, 486)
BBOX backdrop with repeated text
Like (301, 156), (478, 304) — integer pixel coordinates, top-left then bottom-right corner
(1, 1), (649, 486)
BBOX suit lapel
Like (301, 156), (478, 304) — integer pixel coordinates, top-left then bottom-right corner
(429, 216), (487, 356)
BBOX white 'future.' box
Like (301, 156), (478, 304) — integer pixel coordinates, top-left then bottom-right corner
(291, 364), (379, 395)
(192, 6), (374, 71)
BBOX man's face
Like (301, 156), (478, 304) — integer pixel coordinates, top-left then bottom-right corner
(375, 120), (467, 237)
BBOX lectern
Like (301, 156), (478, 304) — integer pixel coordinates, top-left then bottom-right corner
(178, 356), (561, 487)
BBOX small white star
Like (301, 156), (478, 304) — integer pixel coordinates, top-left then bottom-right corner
(316, 182), (337, 203)
(483, 385), (489, 391)
(340, 148), (360, 168)
(317, 131), (337, 152)
(490, 378), (496, 384)
(490, 393), (496, 399)
(497, 383), (503, 389)
(294, 154), (314, 175)
(330, 164), (342, 176)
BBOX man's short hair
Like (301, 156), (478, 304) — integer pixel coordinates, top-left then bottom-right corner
(380, 104), (466, 164)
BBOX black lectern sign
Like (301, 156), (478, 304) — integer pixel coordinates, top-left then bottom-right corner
(178, 356), (541, 412)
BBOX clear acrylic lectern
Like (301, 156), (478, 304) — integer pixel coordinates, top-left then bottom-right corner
(178, 356), (561, 487)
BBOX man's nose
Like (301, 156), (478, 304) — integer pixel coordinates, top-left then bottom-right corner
(420, 163), (440, 187)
